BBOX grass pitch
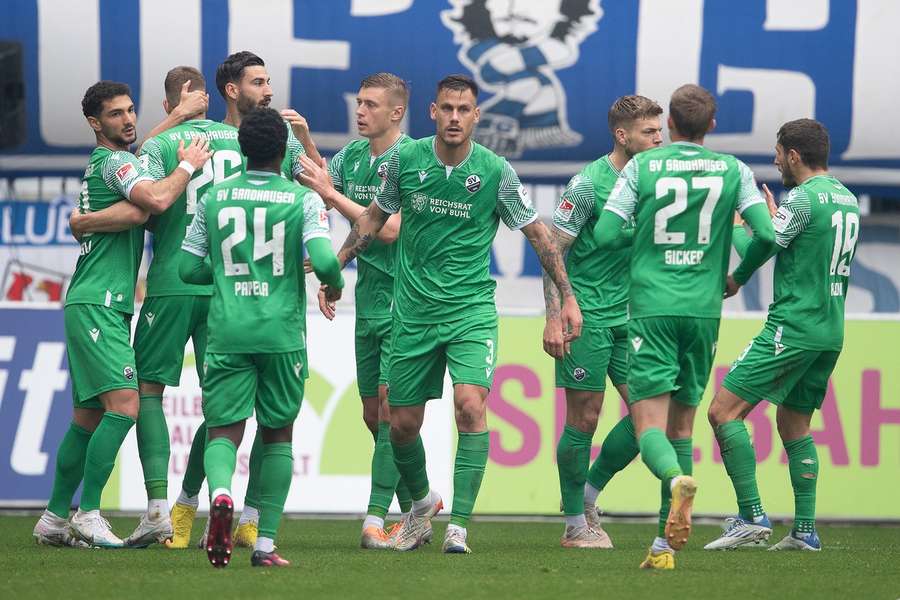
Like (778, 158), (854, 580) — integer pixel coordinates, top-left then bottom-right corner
(1, 515), (897, 599)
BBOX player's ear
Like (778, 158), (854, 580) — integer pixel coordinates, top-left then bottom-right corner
(667, 114), (675, 133)
(392, 104), (405, 124)
(707, 117), (717, 135)
(473, 105), (480, 124)
(225, 81), (239, 102)
(430, 102), (437, 121)
(86, 115), (102, 133)
(162, 98), (171, 115)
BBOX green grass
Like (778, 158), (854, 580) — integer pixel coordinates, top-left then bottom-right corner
(1, 516), (898, 599)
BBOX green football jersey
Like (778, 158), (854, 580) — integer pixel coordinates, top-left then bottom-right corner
(139, 120), (243, 297)
(66, 147), (153, 314)
(766, 175), (859, 351)
(375, 136), (536, 323)
(605, 142), (763, 319)
(281, 125), (306, 181)
(328, 134), (409, 318)
(553, 155), (629, 328)
(181, 170), (330, 354)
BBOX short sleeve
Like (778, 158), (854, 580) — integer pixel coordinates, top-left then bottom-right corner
(735, 160), (765, 214)
(302, 190), (331, 243)
(773, 187), (812, 248)
(181, 192), (209, 257)
(329, 145), (347, 194)
(137, 137), (167, 181)
(374, 150), (401, 214)
(286, 126), (306, 179)
(553, 173), (595, 237)
(603, 158), (639, 221)
(496, 160), (537, 230)
(102, 151), (154, 201)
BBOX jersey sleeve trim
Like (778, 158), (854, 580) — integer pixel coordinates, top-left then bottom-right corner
(553, 174), (594, 237)
(497, 160), (537, 230)
(773, 187), (812, 248)
(736, 160), (765, 213)
(603, 159), (639, 220)
(302, 231), (332, 243)
(374, 150), (401, 214)
(603, 204), (630, 221)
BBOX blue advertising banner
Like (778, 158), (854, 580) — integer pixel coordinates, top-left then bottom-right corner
(1, 0), (899, 190)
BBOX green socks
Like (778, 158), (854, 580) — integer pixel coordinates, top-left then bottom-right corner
(181, 421), (207, 498)
(257, 442), (293, 541)
(392, 435), (430, 501)
(716, 420), (765, 520)
(638, 427), (683, 484)
(204, 437), (237, 497)
(136, 394), (169, 500)
(587, 415), (639, 493)
(557, 425), (593, 515)
(244, 431), (264, 511)
(785, 435), (818, 533)
(657, 437), (693, 538)
(368, 421), (412, 517)
(47, 423), (92, 518)
(80, 412), (135, 512)
(450, 431), (489, 528)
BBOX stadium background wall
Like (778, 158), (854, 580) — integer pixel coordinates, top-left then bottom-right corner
(0, 306), (898, 520)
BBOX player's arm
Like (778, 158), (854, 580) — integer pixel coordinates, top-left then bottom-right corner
(300, 153), (401, 242)
(178, 192), (212, 285)
(137, 81), (209, 151)
(69, 201), (148, 240)
(594, 159), (639, 249)
(726, 165), (779, 297)
(282, 109), (322, 166)
(129, 137), (211, 215)
(541, 227), (575, 358)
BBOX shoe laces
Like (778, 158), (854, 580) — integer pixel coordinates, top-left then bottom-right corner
(723, 516), (751, 533)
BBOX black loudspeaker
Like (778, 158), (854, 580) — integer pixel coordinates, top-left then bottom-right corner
(0, 41), (26, 149)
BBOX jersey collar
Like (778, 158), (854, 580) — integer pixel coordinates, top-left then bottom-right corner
(431, 136), (474, 177)
(602, 153), (622, 176)
(246, 169), (279, 177)
(671, 141), (704, 149)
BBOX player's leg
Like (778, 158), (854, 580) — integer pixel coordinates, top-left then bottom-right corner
(34, 406), (101, 547)
(649, 400), (695, 562)
(769, 350), (837, 551)
(388, 319), (445, 551)
(201, 352), (256, 567)
(249, 350), (305, 567)
(234, 431), (263, 547)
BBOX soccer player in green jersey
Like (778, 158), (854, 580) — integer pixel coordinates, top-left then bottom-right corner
(300, 74), (581, 554)
(318, 73), (412, 549)
(704, 119), (857, 552)
(543, 95), (663, 549)
(594, 84), (776, 569)
(32, 81), (210, 548)
(179, 107), (343, 568)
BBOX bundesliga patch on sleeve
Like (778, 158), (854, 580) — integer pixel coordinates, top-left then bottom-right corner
(556, 197), (575, 221)
(318, 208), (329, 227)
(116, 161), (136, 184)
(773, 206), (794, 233)
(517, 184), (531, 208)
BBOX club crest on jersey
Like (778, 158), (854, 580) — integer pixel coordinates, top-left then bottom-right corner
(441, 0), (601, 158)
(631, 336), (643, 352)
(377, 162), (388, 179)
(573, 367), (586, 381)
(465, 174), (482, 193)
(123, 366), (134, 380)
(115, 162), (135, 183)
(411, 192), (428, 213)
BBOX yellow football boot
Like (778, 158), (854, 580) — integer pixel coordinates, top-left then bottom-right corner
(164, 503), (197, 549)
(233, 521), (258, 548)
(639, 548), (675, 570)
(665, 475), (698, 550)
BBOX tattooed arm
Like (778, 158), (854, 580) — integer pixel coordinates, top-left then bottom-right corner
(322, 203), (389, 302)
(540, 227), (576, 359)
(522, 220), (583, 345)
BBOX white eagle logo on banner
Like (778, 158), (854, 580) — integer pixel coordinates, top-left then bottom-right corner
(441, 0), (603, 158)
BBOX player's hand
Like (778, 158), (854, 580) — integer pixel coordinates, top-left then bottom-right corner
(282, 109), (310, 139)
(724, 274), (741, 299)
(560, 295), (583, 348)
(542, 317), (565, 360)
(733, 211), (744, 226)
(323, 284), (342, 303)
(303, 258), (313, 274)
(174, 80), (209, 121)
(318, 284), (336, 320)
(178, 136), (212, 170)
(297, 155), (336, 206)
(762, 184), (778, 216)
(68, 211), (86, 242)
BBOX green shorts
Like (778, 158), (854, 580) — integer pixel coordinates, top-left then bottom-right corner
(64, 304), (138, 408)
(723, 326), (840, 414)
(627, 316), (720, 407)
(388, 313), (498, 407)
(134, 295), (210, 387)
(202, 350), (306, 429)
(355, 316), (392, 398)
(555, 324), (628, 392)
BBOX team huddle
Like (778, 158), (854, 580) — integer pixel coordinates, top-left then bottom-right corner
(31, 49), (858, 570)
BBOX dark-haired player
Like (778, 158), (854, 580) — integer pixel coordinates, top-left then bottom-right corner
(180, 107), (343, 568)
(300, 74), (581, 554)
(704, 119), (858, 552)
(594, 84), (775, 569)
(33, 81), (210, 548)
